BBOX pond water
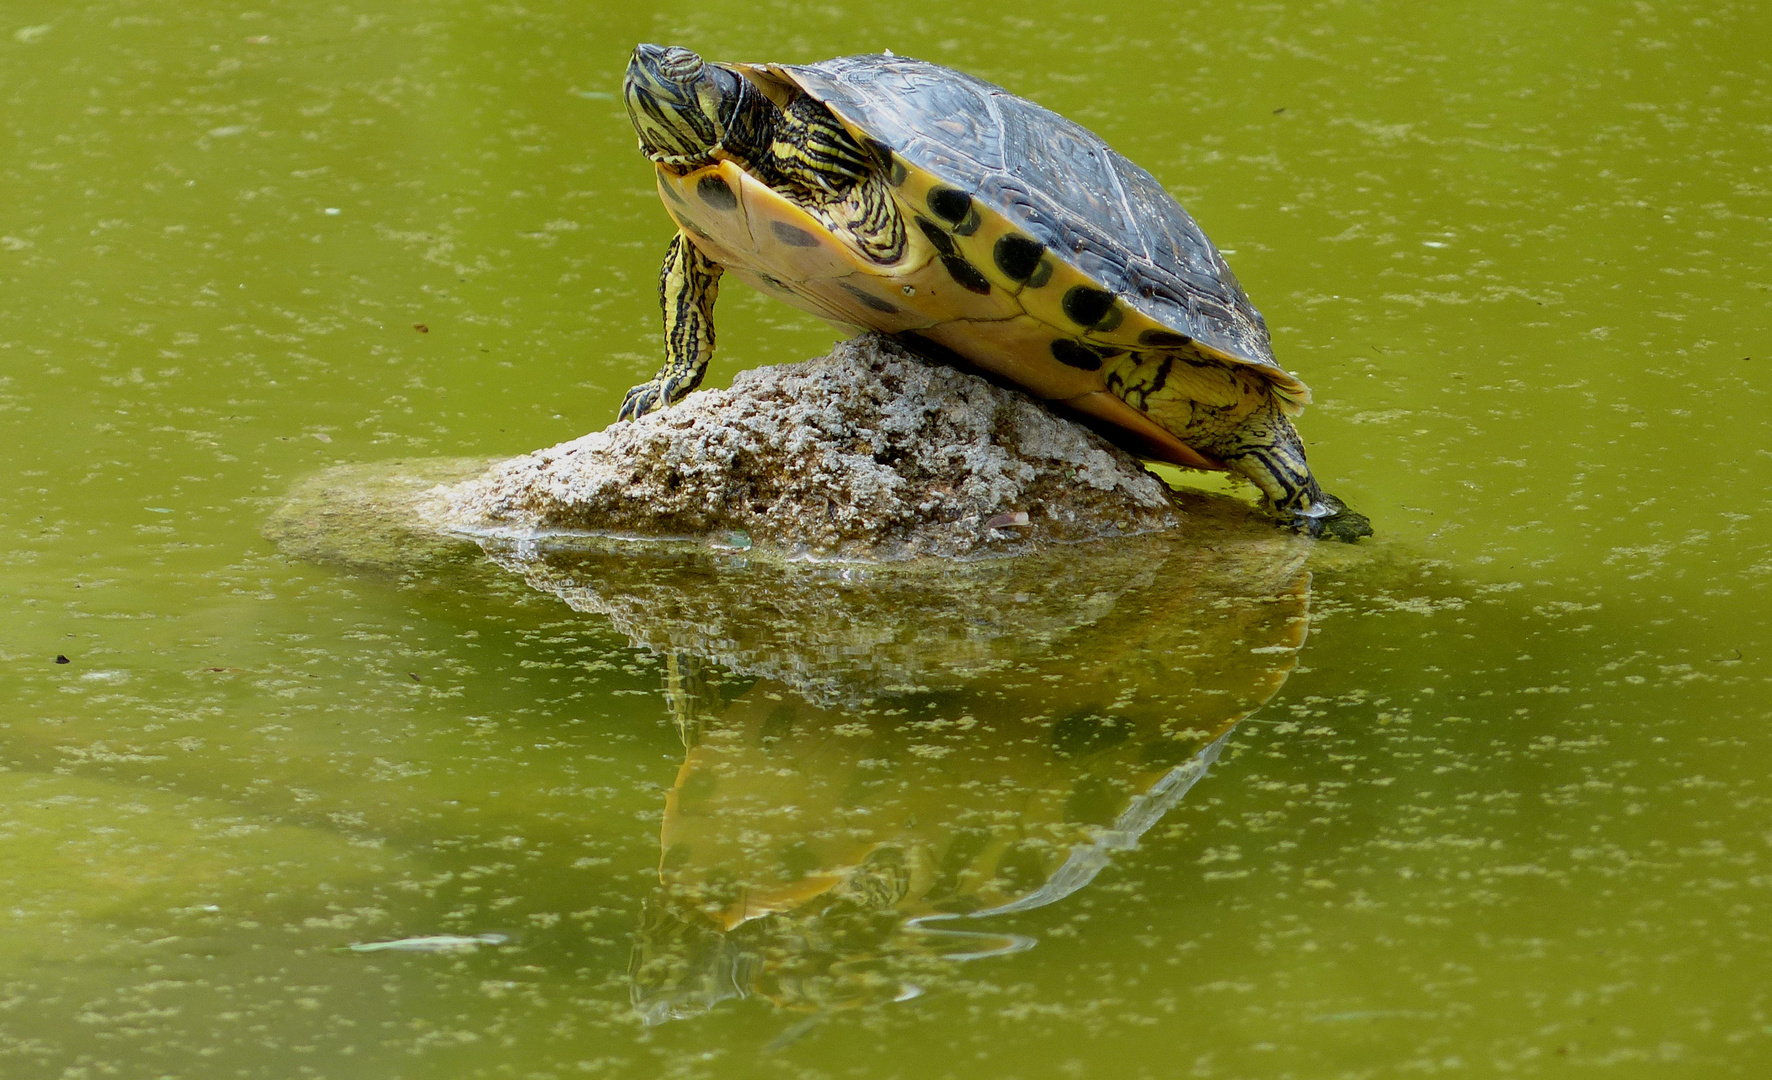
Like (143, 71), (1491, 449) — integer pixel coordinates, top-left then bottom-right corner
(3, 1), (1770, 1077)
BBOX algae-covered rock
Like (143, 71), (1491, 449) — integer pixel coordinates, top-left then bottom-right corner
(429, 334), (1181, 559)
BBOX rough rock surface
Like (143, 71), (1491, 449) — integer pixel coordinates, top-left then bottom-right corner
(431, 334), (1180, 559)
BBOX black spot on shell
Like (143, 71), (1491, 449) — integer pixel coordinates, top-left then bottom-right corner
(839, 281), (899, 313)
(913, 215), (956, 256)
(1050, 339), (1104, 371)
(696, 173), (737, 210)
(993, 234), (1046, 283)
(927, 186), (973, 226)
(769, 220), (821, 248)
(942, 255), (991, 295)
(1139, 329), (1194, 348)
(1062, 285), (1119, 329)
(1026, 259), (1053, 289)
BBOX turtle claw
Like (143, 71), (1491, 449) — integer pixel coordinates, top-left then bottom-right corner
(619, 368), (703, 422)
(1288, 492), (1372, 543)
(618, 379), (669, 422)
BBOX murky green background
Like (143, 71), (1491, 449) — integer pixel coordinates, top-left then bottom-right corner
(4, 0), (1770, 1076)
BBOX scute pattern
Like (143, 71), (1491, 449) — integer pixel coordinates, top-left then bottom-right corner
(781, 54), (1285, 382)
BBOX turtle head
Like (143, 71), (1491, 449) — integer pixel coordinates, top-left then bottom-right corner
(624, 44), (749, 166)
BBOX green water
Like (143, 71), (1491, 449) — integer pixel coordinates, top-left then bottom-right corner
(4, 0), (1770, 1076)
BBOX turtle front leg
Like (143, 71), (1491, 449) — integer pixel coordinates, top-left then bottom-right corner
(1217, 398), (1373, 542)
(618, 230), (725, 421)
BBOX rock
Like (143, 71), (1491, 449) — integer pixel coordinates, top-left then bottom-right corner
(427, 333), (1181, 559)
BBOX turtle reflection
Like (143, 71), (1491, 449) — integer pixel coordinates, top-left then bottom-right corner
(503, 524), (1319, 1025)
(630, 675), (1252, 1024)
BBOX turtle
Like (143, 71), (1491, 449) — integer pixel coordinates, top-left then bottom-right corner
(617, 44), (1372, 541)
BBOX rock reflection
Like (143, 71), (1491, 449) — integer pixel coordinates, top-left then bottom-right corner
(480, 500), (1313, 1024)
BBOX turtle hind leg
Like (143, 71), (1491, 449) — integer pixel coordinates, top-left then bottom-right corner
(1293, 490), (1372, 542)
(1212, 396), (1372, 542)
(619, 231), (725, 421)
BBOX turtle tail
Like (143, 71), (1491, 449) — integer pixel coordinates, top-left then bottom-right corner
(1217, 399), (1372, 542)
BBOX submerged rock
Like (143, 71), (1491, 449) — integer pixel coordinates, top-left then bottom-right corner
(263, 456), (497, 577)
(429, 333), (1180, 559)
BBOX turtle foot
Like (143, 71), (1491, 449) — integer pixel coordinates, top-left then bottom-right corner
(617, 379), (670, 422)
(618, 368), (702, 422)
(1288, 492), (1372, 543)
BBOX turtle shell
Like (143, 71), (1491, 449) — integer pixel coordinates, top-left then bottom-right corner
(762, 54), (1308, 409)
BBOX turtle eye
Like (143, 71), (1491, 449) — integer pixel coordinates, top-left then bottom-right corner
(654, 46), (705, 82)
